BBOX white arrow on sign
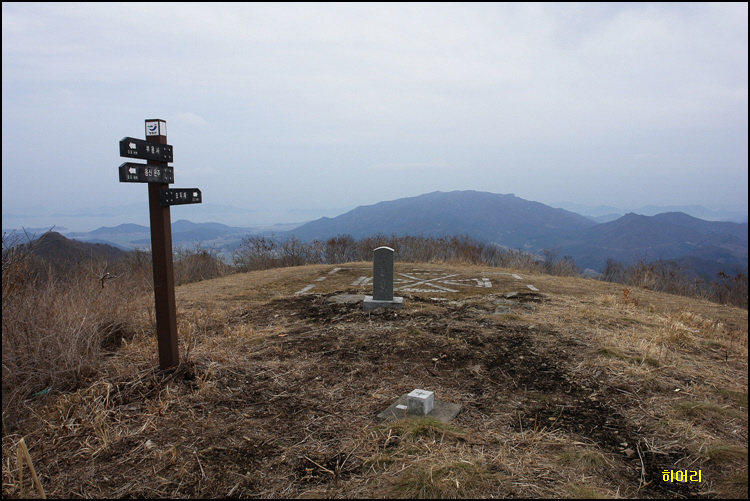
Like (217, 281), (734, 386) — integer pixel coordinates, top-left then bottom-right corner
(129, 142), (136, 149)
(129, 166), (137, 174)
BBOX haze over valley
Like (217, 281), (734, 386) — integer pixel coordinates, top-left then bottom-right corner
(7, 191), (746, 281)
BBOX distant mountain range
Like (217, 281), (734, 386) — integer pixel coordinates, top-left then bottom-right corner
(551, 202), (748, 224)
(557, 212), (748, 273)
(287, 191), (747, 275)
(106, 220), (260, 245)
(59, 220), (297, 258)
(6, 190), (746, 278)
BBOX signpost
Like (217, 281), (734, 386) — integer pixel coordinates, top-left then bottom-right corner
(119, 137), (174, 162)
(119, 163), (174, 183)
(117, 119), (202, 370)
(160, 188), (202, 207)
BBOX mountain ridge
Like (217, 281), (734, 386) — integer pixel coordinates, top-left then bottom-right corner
(287, 191), (747, 276)
(290, 190), (596, 248)
(9, 191), (746, 277)
(551, 201), (748, 223)
(560, 212), (748, 272)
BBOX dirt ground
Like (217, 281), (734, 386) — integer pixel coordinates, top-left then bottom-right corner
(3, 263), (747, 498)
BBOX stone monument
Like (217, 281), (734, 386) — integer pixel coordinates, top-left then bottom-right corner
(364, 246), (404, 311)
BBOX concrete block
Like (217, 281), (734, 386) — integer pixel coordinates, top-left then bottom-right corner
(363, 296), (403, 311)
(407, 389), (434, 415)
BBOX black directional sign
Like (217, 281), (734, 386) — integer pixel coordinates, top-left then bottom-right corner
(160, 188), (202, 207)
(120, 137), (174, 162)
(119, 163), (174, 183)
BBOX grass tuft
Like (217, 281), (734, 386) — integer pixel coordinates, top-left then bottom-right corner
(673, 401), (729, 419)
(712, 388), (748, 409)
(596, 346), (660, 367)
(393, 459), (499, 499)
(378, 417), (469, 444)
(707, 444), (748, 463)
(565, 483), (614, 499)
(557, 448), (611, 470)
(718, 473), (748, 499)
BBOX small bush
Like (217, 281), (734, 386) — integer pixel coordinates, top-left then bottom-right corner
(323, 234), (357, 264)
(232, 235), (280, 271)
(174, 244), (232, 285)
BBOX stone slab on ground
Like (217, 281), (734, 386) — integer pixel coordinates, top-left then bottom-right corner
(327, 294), (366, 304)
(364, 296), (404, 311)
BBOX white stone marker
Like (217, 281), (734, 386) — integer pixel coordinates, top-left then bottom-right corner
(407, 389), (434, 415)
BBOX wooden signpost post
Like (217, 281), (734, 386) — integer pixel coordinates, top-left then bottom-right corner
(118, 119), (202, 370)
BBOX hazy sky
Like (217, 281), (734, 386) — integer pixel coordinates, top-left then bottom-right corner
(2, 2), (748, 231)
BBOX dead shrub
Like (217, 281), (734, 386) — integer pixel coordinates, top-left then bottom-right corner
(2, 232), (149, 433)
(174, 243), (232, 285)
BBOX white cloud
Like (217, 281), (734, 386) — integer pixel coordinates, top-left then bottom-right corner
(176, 112), (210, 127)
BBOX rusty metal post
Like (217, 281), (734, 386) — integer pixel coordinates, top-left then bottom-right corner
(146, 119), (179, 370)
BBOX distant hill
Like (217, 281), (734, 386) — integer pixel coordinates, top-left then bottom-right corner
(89, 223), (150, 236)
(13, 231), (130, 266)
(129, 220), (258, 245)
(551, 201), (747, 223)
(289, 190), (596, 249)
(634, 205), (747, 222)
(558, 212), (748, 273)
(62, 221), (260, 258)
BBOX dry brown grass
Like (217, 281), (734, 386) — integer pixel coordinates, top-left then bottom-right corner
(2, 262), (746, 498)
(2, 264), (153, 436)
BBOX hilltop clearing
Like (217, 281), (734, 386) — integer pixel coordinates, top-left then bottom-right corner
(3, 263), (747, 498)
